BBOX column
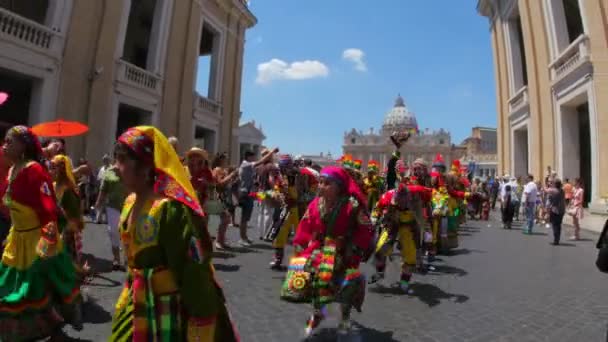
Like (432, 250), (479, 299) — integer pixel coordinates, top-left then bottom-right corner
(148, 0), (174, 73)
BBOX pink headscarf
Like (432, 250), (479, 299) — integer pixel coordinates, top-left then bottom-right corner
(320, 166), (367, 207)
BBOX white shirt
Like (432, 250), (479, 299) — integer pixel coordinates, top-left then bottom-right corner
(523, 181), (538, 203)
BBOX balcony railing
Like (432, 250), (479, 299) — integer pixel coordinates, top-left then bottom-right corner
(0, 7), (61, 53)
(116, 59), (162, 95)
(549, 35), (590, 82)
(508, 86), (528, 113)
(194, 93), (222, 117)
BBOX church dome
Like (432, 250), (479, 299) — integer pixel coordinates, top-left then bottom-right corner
(383, 95), (418, 129)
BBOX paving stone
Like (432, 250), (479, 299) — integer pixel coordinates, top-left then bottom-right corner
(62, 207), (608, 341)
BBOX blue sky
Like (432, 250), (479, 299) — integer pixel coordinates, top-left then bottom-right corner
(196, 1), (496, 157)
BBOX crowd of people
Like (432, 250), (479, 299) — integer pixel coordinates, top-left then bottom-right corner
(0, 124), (593, 341)
(474, 169), (586, 245)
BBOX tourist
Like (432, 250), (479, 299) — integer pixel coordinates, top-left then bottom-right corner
(94, 154), (112, 223)
(569, 178), (585, 240)
(185, 147), (213, 205)
(514, 176), (523, 221)
(563, 178), (573, 206)
(255, 148), (277, 240)
(522, 174), (538, 234)
(110, 126), (238, 341)
(291, 166), (373, 336)
(237, 148), (278, 246)
(501, 185), (515, 229)
(209, 152), (239, 249)
(95, 163), (127, 270)
(545, 179), (566, 245)
(0, 126), (82, 341)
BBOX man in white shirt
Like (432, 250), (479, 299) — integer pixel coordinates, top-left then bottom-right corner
(523, 174), (538, 234)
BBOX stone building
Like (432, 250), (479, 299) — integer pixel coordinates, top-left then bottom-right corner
(237, 120), (265, 162)
(477, 0), (608, 211)
(460, 127), (498, 180)
(343, 95), (466, 172)
(0, 0), (256, 165)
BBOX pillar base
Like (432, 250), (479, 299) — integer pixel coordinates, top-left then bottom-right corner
(589, 199), (608, 215)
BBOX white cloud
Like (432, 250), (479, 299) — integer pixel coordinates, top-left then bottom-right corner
(256, 59), (329, 85)
(342, 48), (367, 72)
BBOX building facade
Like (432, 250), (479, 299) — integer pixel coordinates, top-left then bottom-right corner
(237, 120), (265, 162)
(477, 0), (608, 211)
(343, 96), (467, 172)
(460, 127), (498, 181)
(0, 0), (255, 166)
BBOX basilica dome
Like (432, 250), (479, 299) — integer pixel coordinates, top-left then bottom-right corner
(383, 95), (418, 129)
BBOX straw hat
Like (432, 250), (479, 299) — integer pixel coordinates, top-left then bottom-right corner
(186, 147), (208, 161)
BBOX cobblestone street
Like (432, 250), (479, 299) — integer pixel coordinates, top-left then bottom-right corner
(66, 208), (608, 341)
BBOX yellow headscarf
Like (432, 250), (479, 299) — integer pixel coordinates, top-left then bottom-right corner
(117, 126), (204, 217)
(51, 154), (77, 191)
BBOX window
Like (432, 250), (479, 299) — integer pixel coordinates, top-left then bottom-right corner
(439, 139), (445, 145)
(351, 138), (356, 144)
(562, 0), (584, 43)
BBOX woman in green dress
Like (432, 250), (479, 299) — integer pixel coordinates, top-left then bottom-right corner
(110, 126), (238, 341)
(0, 126), (81, 341)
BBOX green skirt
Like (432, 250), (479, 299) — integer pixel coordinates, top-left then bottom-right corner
(0, 248), (81, 341)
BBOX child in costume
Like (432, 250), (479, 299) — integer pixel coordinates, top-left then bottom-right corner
(289, 166), (374, 336)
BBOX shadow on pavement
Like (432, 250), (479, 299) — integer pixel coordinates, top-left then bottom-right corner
(213, 263), (241, 272)
(213, 251), (237, 259)
(431, 264), (468, 277)
(410, 283), (469, 307)
(249, 243), (276, 250)
(85, 274), (122, 288)
(446, 248), (486, 256)
(81, 253), (114, 274)
(82, 299), (112, 324)
(306, 323), (399, 342)
(555, 242), (576, 247)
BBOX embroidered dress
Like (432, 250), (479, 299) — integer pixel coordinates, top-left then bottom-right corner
(110, 126), (238, 342)
(0, 161), (80, 341)
(52, 154), (85, 267)
(293, 196), (373, 324)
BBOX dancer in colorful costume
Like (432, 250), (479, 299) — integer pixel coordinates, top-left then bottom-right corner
(269, 155), (300, 269)
(290, 166), (374, 336)
(111, 126), (238, 341)
(363, 160), (383, 210)
(0, 150), (11, 255)
(445, 160), (469, 251)
(50, 154), (87, 273)
(0, 126), (82, 341)
(429, 169), (451, 257)
(369, 180), (431, 293)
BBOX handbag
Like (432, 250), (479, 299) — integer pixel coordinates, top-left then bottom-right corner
(566, 206), (577, 217)
(280, 256), (312, 302)
(204, 187), (225, 216)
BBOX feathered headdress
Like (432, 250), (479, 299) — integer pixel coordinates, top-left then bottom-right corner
(340, 154), (354, 169)
(353, 159), (362, 170)
(451, 159), (461, 176)
(367, 160), (379, 173)
(432, 154), (446, 173)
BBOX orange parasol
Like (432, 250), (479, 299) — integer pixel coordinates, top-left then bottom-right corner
(32, 119), (89, 137)
(0, 92), (8, 106)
